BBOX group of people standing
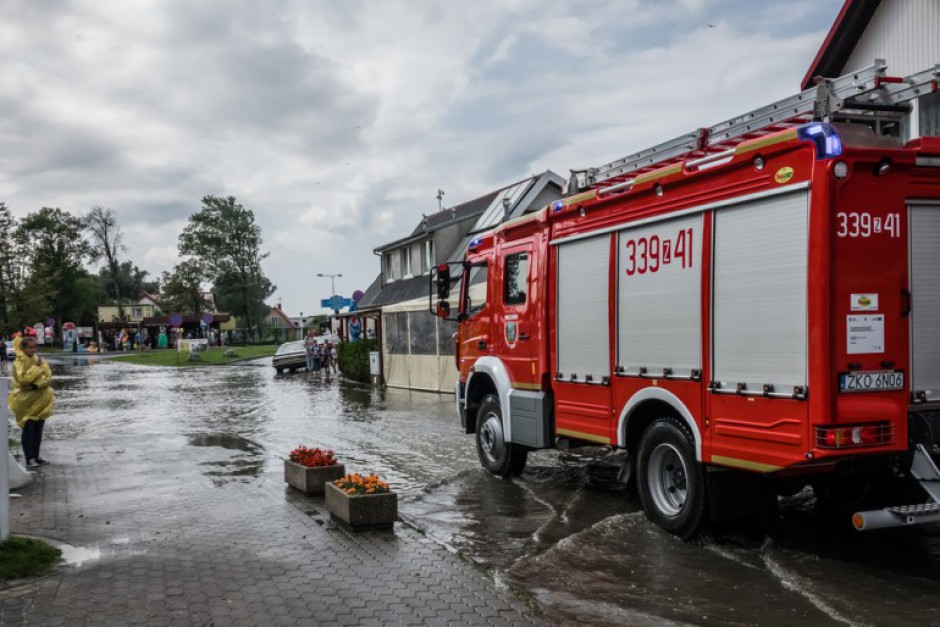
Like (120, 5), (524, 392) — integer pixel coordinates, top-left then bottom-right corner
(304, 331), (338, 374)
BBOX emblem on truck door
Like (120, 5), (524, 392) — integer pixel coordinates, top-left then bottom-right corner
(774, 166), (794, 184)
(506, 322), (517, 345)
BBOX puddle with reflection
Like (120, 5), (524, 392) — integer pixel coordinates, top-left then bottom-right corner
(187, 432), (261, 453)
(200, 458), (264, 480)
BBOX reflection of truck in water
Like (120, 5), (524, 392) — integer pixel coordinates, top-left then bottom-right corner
(433, 61), (940, 538)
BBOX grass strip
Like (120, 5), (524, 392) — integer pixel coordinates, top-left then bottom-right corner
(0, 537), (61, 581)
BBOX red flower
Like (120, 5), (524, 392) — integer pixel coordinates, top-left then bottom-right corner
(288, 445), (339, 468)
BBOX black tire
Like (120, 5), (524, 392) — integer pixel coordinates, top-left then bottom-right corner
(475, 394), (528, 478)
(637, 416), (707, 539)
(276, 367), (284, 374)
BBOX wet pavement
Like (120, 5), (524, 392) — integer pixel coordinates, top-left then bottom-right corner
(4, 356), (940, 626)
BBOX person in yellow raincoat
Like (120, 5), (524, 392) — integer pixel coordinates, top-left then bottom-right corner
(8, 335), (55, 469)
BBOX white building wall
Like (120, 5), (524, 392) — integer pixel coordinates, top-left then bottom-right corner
(843, 0), (940, 77)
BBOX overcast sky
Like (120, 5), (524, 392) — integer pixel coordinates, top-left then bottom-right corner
(0, 0), (844, 316)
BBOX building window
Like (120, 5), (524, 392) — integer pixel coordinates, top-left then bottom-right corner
(271, 316), (279, 326)
(504, 253), (528, 305)
(385, 253), (395, 282)
(401, 247), (412, 277)
(132, 307), (143, 317)
(921, 90), (940, 138)
(421, 240), (434, 274)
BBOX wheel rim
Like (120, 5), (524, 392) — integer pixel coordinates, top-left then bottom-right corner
(478, 411), (505, 465)
(647, 442), (688, 518)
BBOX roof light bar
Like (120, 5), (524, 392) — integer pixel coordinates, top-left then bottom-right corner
(797, 123), (843, 160)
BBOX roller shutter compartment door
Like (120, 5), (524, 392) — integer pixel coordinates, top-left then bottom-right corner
(618, 214), (702, 377)
(712, 190), (809, 393)
(556, 235), (610, 383)
(910, 204), (940, 402)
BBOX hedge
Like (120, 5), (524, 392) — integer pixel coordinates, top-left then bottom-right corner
(337, 339), (378, 383)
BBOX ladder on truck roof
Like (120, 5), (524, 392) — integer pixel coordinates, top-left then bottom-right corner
(569, 59), (940, 193)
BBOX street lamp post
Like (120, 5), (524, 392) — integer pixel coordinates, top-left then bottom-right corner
(317, 273), (342, 297)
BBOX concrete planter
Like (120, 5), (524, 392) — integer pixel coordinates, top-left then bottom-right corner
(284, 460), (345, 495)
(325, 481), (397, 531)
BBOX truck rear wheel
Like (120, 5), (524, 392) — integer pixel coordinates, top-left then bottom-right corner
(637, 416), (706, 539)
(475, 394), (527, 478)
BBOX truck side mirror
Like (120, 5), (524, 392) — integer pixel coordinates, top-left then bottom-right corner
(430, 264), (456, 320)
(435, 264), (451, 300)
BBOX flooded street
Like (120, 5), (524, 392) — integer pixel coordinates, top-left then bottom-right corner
(41, 357), (940, 626)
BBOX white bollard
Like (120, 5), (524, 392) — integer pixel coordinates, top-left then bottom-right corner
(0, 377), (10, 541)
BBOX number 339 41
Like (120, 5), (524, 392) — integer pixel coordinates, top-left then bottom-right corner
(836, 212), (900, 238)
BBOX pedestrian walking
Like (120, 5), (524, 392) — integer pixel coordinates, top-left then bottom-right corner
(8, 335), (55, 468)
(0, 337), (8, 373)
(330, 343), (338, 373)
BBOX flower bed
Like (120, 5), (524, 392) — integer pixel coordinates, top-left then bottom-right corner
(325, 473), (397, 530)
(283, 446), (344, 495)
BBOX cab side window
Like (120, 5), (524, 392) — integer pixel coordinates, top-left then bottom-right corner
(503, 253), (528, 306)
(466, 263), (488, 317)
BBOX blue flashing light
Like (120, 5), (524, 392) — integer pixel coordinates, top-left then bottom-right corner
(468, 237), (483, 251)
(552, 200), (564, 212)
(797, 123), (843, 160)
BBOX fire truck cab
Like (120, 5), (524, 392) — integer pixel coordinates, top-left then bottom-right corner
(433, 61), (940, 537)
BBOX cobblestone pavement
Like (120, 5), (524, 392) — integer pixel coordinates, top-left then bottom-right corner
(0, 435), (545, 626)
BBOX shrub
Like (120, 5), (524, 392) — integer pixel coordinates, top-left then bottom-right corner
(337, 339), (377, 383)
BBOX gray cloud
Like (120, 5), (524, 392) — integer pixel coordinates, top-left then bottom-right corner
(0, 0), (844, 314)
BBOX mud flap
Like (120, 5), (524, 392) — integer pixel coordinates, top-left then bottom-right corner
(508, 390), (553, 449)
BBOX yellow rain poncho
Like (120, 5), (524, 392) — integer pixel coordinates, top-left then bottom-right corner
(8, 337), (55, 429)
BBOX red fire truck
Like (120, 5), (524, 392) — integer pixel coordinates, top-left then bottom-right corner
(432, 60), (940, 538)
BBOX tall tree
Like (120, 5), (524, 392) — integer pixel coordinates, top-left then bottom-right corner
(159, 259), (210, 316)
(178, 196), (275, 339)
(98, 261), (158, 302)
(17, 207), (94, 329)
(0, 203), (18, 331)
(84, 206), (126, 320)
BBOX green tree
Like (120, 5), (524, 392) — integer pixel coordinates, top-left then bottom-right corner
(16, 207), (94, 330)
(0, 203), (19, 332)
(211, 268), (274, 338)
(84, 206), (127, 320)
(98, 261), (158, 303)
(159, 259), (210, 316)
(178, 195), (275, 339)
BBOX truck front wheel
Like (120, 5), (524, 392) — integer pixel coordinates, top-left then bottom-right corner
(637, 416), (707, 539)
(475, 394), (527, 478)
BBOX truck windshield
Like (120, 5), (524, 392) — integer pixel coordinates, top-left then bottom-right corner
(465, 262), (488, 318)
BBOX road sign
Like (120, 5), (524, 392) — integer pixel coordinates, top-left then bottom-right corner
(320, 296), (353, 311)
(46, 317), (55, 327)
(169, 312), (183, 327)
(202, 313), (214, 324)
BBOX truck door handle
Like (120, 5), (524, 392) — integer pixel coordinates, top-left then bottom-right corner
(477, 340), (487, 350)
(519, 333), (530, 341)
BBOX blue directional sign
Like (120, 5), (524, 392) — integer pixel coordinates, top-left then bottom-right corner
(320, 295), (354, 311)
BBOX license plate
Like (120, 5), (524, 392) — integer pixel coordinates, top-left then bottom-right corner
(839, 370), (904, 393)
